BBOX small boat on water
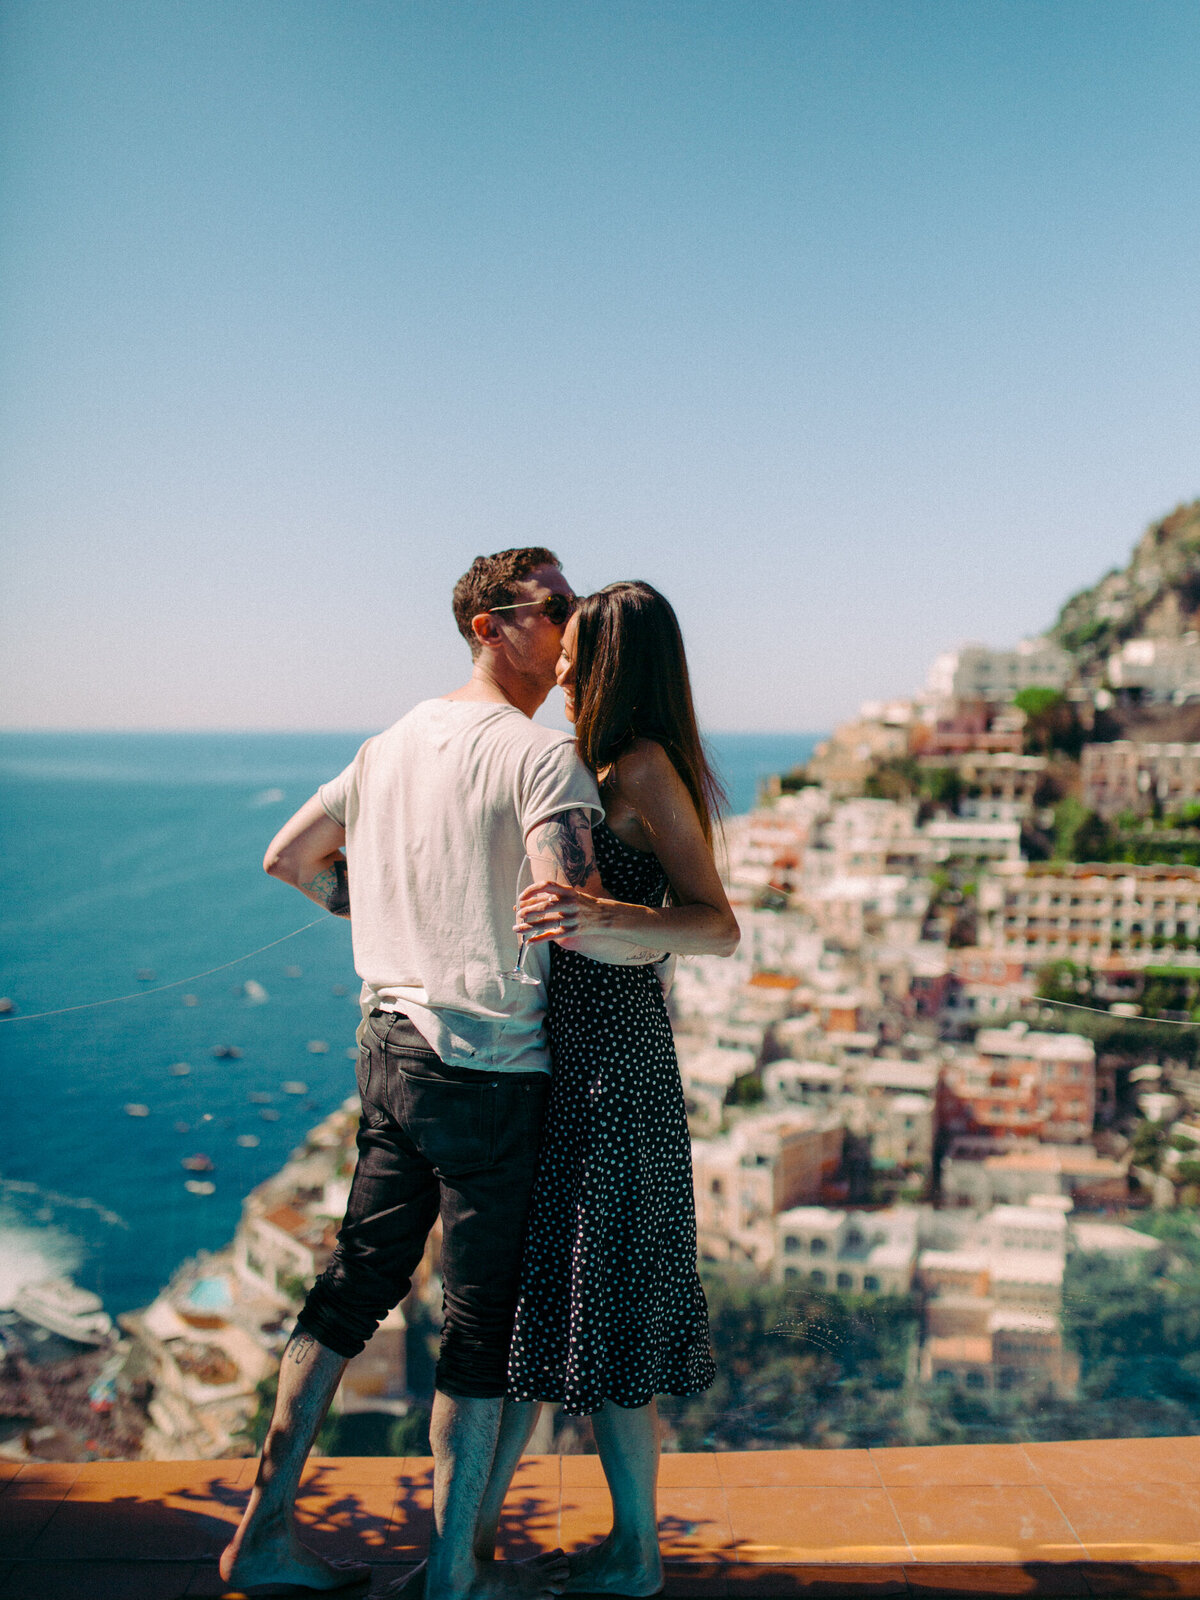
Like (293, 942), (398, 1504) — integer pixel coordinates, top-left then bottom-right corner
(181, 1154), (214, 1172)
(13, 1278), (113, 1347)
(212, 1045), (243, 1059)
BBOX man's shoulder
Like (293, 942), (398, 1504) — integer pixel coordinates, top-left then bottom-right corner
(518, 719), (578, 758)
(370, 701), (575, 762)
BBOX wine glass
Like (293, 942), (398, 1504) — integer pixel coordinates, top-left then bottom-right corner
(500, 857), (542, 986)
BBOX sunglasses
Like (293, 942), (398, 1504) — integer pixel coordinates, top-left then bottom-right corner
(488, 593), (576, 626)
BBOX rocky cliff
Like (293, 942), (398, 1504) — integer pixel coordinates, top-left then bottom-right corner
(1050, 499), (1200, 676)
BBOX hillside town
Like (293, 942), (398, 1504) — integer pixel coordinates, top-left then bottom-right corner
(10, 500), (1200, 1462)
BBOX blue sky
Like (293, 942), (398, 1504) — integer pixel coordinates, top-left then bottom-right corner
(2, 0), (1198, 732)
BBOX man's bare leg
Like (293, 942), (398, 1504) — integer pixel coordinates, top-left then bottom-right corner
(219, 1329), (368, 1592)
(424, 1390), (567, 1600)
(474, 1400), (543, 1560)
(565, 1401), (663, 1597)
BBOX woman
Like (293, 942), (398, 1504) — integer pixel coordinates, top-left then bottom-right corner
(476, 581), (740, 1597)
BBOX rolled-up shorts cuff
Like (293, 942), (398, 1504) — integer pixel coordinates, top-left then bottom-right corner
(295, 1300), (368, 1361)
(434, 1373), (509, 1400)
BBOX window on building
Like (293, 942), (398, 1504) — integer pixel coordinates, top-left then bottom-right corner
(863, 1275), (879, 1292)
(810, 1269), (826, 1286)
(810, 1237), (827, 1256)
(837, 1272), (853, 1290)
(784, 1235), (801, 1254)
(965, 1371), (987, 1390)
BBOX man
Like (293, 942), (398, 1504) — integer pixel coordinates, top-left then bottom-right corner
(220, 549), (652, 1600)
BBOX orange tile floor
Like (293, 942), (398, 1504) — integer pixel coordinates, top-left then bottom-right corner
(3, 1438), (1200, 1598)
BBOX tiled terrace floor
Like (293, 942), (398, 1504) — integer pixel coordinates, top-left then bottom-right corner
(4, 1437), (1200, 1598)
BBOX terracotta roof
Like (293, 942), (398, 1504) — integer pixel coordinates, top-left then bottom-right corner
(924, 1334), (994, 1363)
(261, 1204), (309, 1237)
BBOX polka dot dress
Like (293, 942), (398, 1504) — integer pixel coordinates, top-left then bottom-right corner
(507, 821), (716, 1417)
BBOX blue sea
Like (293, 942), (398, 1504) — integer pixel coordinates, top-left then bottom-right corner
(0, 729), (819, 1318)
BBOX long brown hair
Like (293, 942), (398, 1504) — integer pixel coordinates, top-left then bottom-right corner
(572, 581), (726, 844)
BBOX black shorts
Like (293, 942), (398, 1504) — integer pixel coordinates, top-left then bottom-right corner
(297, 1010), (549, 1398)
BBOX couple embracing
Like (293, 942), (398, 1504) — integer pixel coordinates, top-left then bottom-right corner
(220, 548), (739, 1599)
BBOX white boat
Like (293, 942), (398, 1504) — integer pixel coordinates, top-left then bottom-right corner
(13, 1278), (114, 1346)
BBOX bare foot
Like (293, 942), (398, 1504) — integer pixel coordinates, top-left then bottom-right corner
(564, 1534), (662, 1597)
(218, 1521), (371, 1593)
(423, 1549), (569, 1600)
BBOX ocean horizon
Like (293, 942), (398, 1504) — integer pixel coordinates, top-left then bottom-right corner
(0, 728), (821, 1317)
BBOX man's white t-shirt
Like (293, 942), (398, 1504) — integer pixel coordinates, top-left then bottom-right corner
(318, 698), (601, 1074)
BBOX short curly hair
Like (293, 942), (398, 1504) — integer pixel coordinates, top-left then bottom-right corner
(452, 547), (561, 656)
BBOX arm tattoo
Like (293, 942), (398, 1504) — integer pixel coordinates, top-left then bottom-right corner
(531, 809), (595, 886)
(300, 856), (350, 917)
(286, 1329), (319, 1364)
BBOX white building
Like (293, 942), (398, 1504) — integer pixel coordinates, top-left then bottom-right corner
(1069, 1220), (1163, 1260)
(926, 639), (1071, 703)
(941, 1139), (1128, 1210)
(979, 859), (1200, 966)
(763, 1058), (846, 1106)
(803, 799), (929, 889)
(863, 1060), (940, 1095)
(692, 1110), (844, 1269)
(917, 1200), (1076, 1397)
(774, 1207), (918, 1293)
(1108, 635), (1200, 702)
(1082, 739), (1200, 818)
(867, 1090), (935, 1171)
(677, 1044), (756, 1134)
(922, 818), (1022, 867)
(809, 874), (933, 949)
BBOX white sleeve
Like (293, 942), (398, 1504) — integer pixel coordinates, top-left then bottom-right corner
(519, 740), (602, 837)
(317, 758), (357, 826)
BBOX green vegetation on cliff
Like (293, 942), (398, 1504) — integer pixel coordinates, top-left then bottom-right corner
(1051, 500), (1200, 673)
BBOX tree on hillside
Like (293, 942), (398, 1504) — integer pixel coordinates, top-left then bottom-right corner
(1014, 688), (1086, 760)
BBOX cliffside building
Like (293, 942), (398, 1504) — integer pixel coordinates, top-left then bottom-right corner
(939, 1023), (1095, 1143)
(692, 1110), (844, 1269)
(979, 860), (1200, 965)
(925, 640), (1071, 704)
(1082, 739), (1200, 819)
